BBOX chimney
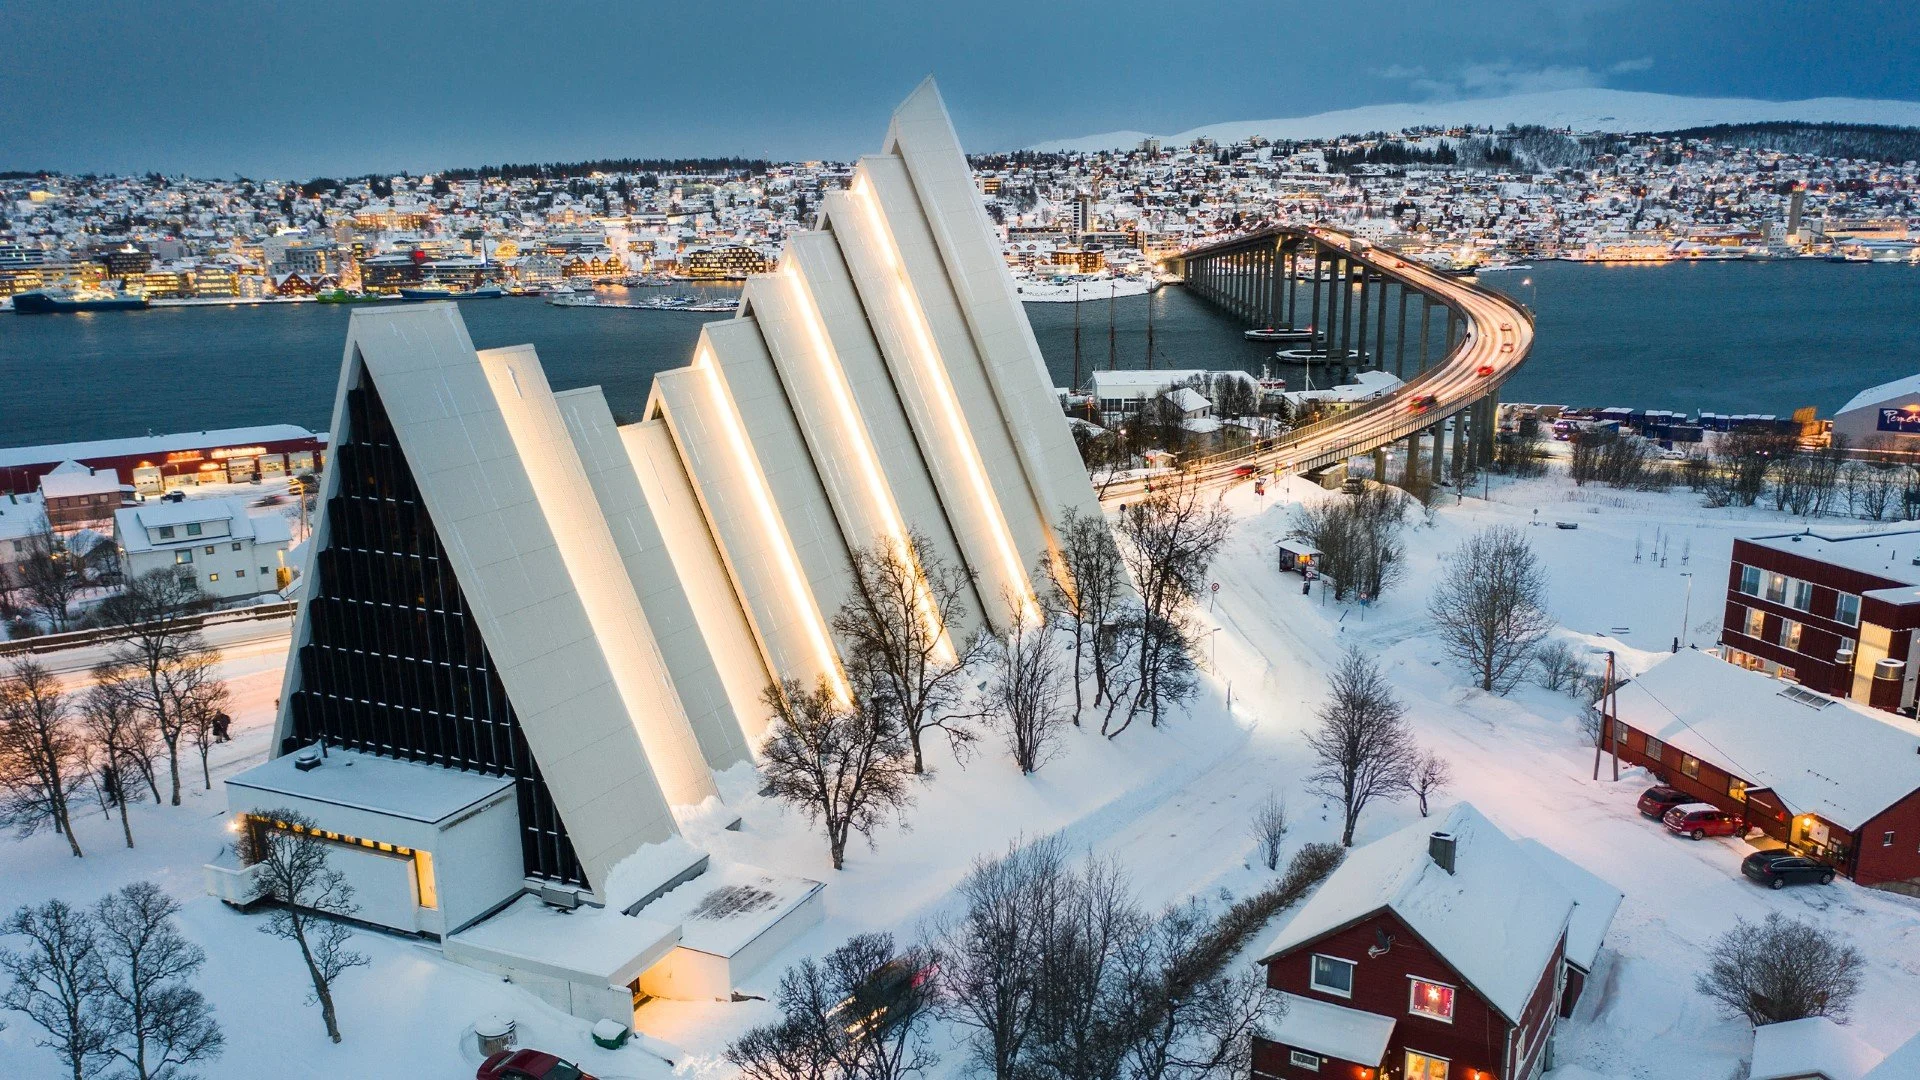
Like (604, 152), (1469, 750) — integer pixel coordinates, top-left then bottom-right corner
(1428, 831), (1457, 874)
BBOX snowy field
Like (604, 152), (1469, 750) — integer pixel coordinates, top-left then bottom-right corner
(5, 461), (1920, 1079)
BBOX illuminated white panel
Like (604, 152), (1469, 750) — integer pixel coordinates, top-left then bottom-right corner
(622, 418), (775, 748)
(475, 346), (719, 810)
(649, 362), (842, 693)
(883, 79), (1105, 556)
(554, 386), (752, 773)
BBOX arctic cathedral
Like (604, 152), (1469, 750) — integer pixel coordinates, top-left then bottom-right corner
(209, 80), (1104, 1022)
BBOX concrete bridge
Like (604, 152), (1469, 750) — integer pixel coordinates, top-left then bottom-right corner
(1101, 225), (1532, 500)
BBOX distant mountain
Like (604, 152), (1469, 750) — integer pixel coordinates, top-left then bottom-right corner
(1028, 88), (1920, 152)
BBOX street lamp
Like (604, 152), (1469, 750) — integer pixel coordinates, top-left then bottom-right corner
(1678, 572), (1693, 652)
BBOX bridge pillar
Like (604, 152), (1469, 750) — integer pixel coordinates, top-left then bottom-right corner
(1355, 268), (1371, 369)
(1338, 258), (1354, 367)
(1376, 277), (1390, 372)
(1402, 433), (1422, 485)
(1372, 444), (1387, 482)
(1452, 406), (1469, 482)
(1419, 297), (1432, 372)
(1430, 424), (1444, 486)
(1481, 391), (1500, 467)
(1287, 247), (1301, 329)
(1308, 249), (1324, 354)
(1396, 288), (1409, 378)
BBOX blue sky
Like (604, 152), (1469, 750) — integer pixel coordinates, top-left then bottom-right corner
(3, 0), (1916, 178)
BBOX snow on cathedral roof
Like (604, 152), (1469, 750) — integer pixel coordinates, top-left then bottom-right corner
(1256, 803), (1577, 1023)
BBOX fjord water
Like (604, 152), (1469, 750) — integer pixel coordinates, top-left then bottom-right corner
(3, 263), (1918, 447)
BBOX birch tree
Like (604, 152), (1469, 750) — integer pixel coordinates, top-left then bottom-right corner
(759, 674), (918, 871)
(1427, 525), (1554, 694)
(0, 660), (89, 857)
(1305, 649), (1415, 846)
(246, 810), (368, 1042)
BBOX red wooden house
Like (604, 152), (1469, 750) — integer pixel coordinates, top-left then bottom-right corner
(1252, 804), (1619, 1080)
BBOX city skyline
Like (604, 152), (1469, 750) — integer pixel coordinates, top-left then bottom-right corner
(4, 0), (1920, 178)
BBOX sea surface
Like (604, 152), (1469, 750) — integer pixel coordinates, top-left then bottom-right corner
(4, 262), (1919, 447)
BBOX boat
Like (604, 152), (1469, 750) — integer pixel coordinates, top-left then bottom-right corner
(11, 289), (150, 314)
(1470, 263), (1533, 274)
(314, 289), (384, 304)
(398, 285), (506, 301)
(1244, 326), (1316, 343)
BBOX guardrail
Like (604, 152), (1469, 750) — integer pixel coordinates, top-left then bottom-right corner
(0, 601), (298, 660)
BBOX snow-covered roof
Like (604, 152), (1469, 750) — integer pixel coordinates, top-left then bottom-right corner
(1837, 372), (1920, 416)
(1166, 386), (1211, 413)
(227, 744), (516, 825)
(445, 894), (678, 987)
(1256, 803), (1576, 1022)
(0, 425), (321, 470)
(1863, 1030), (1920, 1080)
(1610, 649), (1920, 831)
(632, 861), (823, 958)
(115, 497), (289, 554)
(1741, 529), (1920, 589)
(39, 463), (123, 500)
(1512, 838), (1622, 973)
(1260, 991), (1395, 1066)
(0, 494), (47, 542)
(1751, 1016), (1883, 1080)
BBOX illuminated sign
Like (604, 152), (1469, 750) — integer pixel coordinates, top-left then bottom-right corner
(210, 446), (267, 460)
(1877, 406), (1920, 435)
(166, 451), (204, 463)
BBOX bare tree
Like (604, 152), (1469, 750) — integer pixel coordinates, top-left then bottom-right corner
(1305, 649), (1415, 846)
(1124, 903), (1269, 1080)
(1704, 430), (1793, 508)
(1290, 484), (1408, 602)
(1696, 913), (1864, 1026)
(976, 606), (1068, 774)
(728, 932), (937, 1080)
(0, 899), (111, 1080)
(17, 523), (81, 633)
(833, 533), (987, 775)
(92, 881), (223, 1080)
(939, 837), (1070, 1080)
(1428, 525), (1554, 694)
(1405, 749), (1452, 817)
(1531, 640), (1587, 694)
(88, 667), (164, 806)
(1249, 793), (1288, 871)
(759, 675), (918, 870)
(1043, 508), (1129, 721)
(91, 569), (222, 807)
(80, 685), (152, 849)
(0, 659), (89, 857)
(182, 679), (230, 793)
(245, 809), (368, 1042)
(1116, 477), (1229, 728)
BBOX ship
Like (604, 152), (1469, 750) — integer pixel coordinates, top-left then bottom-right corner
(11, 289), (151, 314)
(398, 286), (506, 301)
(1244, 326), (1316, 343)
(314, 289), (386, 304)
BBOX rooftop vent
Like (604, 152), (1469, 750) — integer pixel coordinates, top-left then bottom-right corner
(1428, 831), (1457, 875)
(292, 746), (323, 772)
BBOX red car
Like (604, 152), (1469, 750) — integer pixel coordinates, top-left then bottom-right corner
(1407, 394), (1436, 413)
(478, 1050), (597, 1080)
(1663, 803), (1741, 840)
(1232, 465), (1258, 478)
(1476, 364), (1495, 377)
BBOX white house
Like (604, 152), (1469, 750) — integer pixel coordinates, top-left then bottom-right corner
(113, 498), (292, 598)
(0, 492), (47, 568)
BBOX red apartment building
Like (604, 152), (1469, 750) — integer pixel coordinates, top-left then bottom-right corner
(1602, 649), (1920, 893)
(1721, 530), (1920, 714)
(1252, 804), (1618, 1080)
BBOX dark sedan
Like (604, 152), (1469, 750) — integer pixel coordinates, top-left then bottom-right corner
(1742, 850), (1836, 889)
(1636, 785), (1693, 820)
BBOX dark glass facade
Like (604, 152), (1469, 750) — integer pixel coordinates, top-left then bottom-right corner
(287, 367), (586, 886)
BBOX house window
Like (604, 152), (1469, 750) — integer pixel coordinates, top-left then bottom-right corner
(1886, 831), (1897, 848)
(1765, 573), (1788, 604)
(415, 850), (438, 909)
(156, 525), (175, 539)
(1287, 1050), (1320, 1071)
(231, 542), (243, 551)
(1791, 580), (1814, 611)
(1777, 619), (1802, 650)
(1408, 977), (1456, 1022)
(1405, 1050), (1450, 1080)
(1743, 607), (1765, 638)
(1738, 564), (1761, 596)
(1308, 954), (1355, 998)
(235, 569), (246, 578)
(186, 522), (202, 536)
(207, 573), (218, 583)
(174, 550), (192, 565)
(1835, 593), (1860, 627)
(1729, 778), (1748, 801)
(1644, 736), (1664, 762)
(1680, 754), (1701, 779)
(260, 566), (271, 576)
(1614, 719), (1628, 743)
(203, 546), (215, 555)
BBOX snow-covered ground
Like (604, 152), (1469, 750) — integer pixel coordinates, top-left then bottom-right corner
(5, 460), (1920, 1079)
(1031, 87), (1920, 152)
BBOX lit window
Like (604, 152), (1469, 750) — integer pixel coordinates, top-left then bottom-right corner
(186, 522), (202, 536)
(1680, 754), (1700, 779)
(1309, 954), (1355, 998)
(1743, 607), (1765, 638)
(1729, 778), (1748, 801)
(231, 541), (243, 551)
(175, 550), (192, 564)
(204, 545), (215, 555)
(1738, 564), (1761, 596)
(1777, 619), (1802, 650)
(1405, 1050), (1450, 1080)
(1409, 977), (1456, 1022)
(1835, 593), (1860, 627)
(1644, 736), (1664, 762)
(1765, 574), (1788, 604)
(1288, 1050), (1321, 1071)
(415, 850), (437, 909)
(208, 573), (218, 582)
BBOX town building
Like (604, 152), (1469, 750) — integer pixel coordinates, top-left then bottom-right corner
(0, 492), (48, 568)
(680, 245), (772, 278)
(1750, 1016), (1882, 1080)
(112, 497), (293, 598)
(1601, 648), (1920, 893)
(0, 425), (324, 496)
(1720, 529), (1920, 713)
(1252, 803), (1618, 1080)
(38, 460), (131, 531)
(1088, 368), (1257, 417)
(1831, 373), (1920, 447)
(207, 79), (1101, 1031)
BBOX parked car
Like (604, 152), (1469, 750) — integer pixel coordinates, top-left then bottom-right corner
(1636, 785), (1694, 820)
(1663, 803), (1741, 840)
(478, 1050), (597, 1080)
(1741, 849), (1836, 889)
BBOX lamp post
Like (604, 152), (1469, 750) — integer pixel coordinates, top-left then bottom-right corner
(1678, 572), (1693, 651)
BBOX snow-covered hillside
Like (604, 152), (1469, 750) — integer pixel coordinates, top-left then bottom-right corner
(1031, 87), (1920, 151)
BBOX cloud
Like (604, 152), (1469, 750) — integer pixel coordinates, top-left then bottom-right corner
(1390, 57), (1656, 100)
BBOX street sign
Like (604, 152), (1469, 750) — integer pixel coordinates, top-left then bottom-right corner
(1210, 582), (1220, 593)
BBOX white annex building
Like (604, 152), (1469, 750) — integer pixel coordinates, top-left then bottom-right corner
(208, 80), (1102, 1027)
